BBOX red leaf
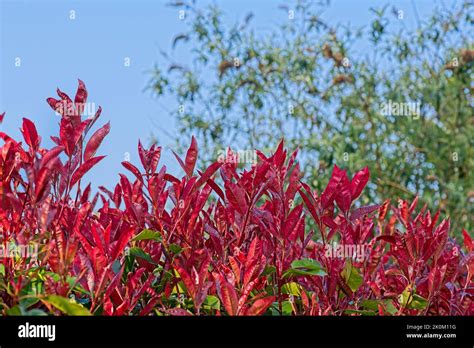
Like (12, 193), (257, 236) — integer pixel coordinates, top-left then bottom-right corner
(138, 140), (147, 170)
(40, 146), (64, 169)
(285, 163), (301, 203)
(84, 122), (110, 161)
(164, 173), (181, 185)
(335, 173), (352, 213)
(246, 296), (275, 315)
(175, 265), (195, 298)
(379, 199), (390, 220)
(246, 237), (260, 268)
(35, 165), (55, 202)
(57, 88), (72, 103)
(350, 167), (369, 201)
(196, 162), (222, 188)
(206, 177), (225, 201)
(80, 183), (92, 204)
(321, 165), (345, 209)
(350, 204), (380, 221)
(76, 235), (95, 273)
(272, 139), (286, 167)
(56, 88), (76, 119)
(184, 136), (198, 177)
(217, 280), (238, 316)
(139, 297), (160, 316)
(224, 181), (248, 215)
(122, 161), (143, 182)
(70, 156), (105, 187)
(198, 253), (211, 286)
(299, 185), (321, 227)
(228, 256), (241, 285)
(398, 199), (409, 226)
(376, 235), (397, 243)
(149, 145), (161, 174)
(111, 226), (135, 260)
(0, 112), (4, 123)
(21, 118), (40, 150)
(47, 97), (62, 114)
(105, 264), (124, 298)
(243, 261), (260, 288)
(60, 118), (87, 156)
(172, 150), (187, 175)
(89, 105), (102, 129)
(75, 79), (88, 113)
(91, 223), (106, 255)
(463, 229), (473, 253)
(50, 136), (61, 145)
(283, 205), (303, 238)
(408, 195), (419, 214)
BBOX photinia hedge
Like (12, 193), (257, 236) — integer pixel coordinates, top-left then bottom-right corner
(0, 81), (472, 316)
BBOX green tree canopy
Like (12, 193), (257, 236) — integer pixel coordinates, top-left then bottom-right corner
(150, 0), (473, 235)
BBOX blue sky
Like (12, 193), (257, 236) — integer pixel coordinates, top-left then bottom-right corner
(0, 0), (438, 189)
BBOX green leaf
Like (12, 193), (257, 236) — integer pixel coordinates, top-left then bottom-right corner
(361, 299), (397, 315)
(384, 300), (398, 315)
(398, 285), (428, 310)
(25, 309), (48, 316)
(20, 296), (39, 309)
(6, 305), (23, 316)
(129, 247), (157, 265)
(7, 304), (46, 316)
(42, 295), (91, 316)
(281, 282), (302, 296)
(341, 262), (363, 292)
(203, 295), (220, 310)
(132, 229), (162, 242)
(45, 271), (61, 282)
(344, 309), (376, 316)
(398, 286), (411, 308)
(407, 294), (428, 310)
(262, 265), (276, 276)
(268, 299), (293, 316)
(169, 244), (183, 254)
(281, 300), (293, 315)
(283, 258), (326, 277)
(360, 299), (379, 310)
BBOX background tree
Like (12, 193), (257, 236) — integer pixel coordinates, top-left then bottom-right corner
(150, 0), (473, 235)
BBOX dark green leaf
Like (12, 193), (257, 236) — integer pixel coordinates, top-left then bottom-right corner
(42, 295), (91, 316)
(132, 229), (162, 242)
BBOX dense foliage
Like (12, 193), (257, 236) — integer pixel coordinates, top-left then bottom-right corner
(151, 0), (473, 235)
(0, 81), (472, 315)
